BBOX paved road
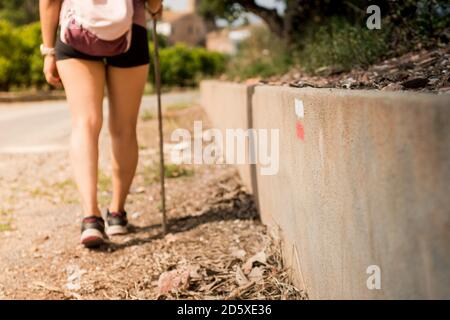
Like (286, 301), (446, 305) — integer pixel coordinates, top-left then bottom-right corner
(0, 91), (199, 154)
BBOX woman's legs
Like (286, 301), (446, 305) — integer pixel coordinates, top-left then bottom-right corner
(106, 64), (149, 213)
(57, 59), (106, 217)
(56, 59), (147, 218)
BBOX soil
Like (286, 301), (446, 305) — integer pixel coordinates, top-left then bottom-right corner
(256, 45), (450, 94)
(0, 105), (305, 300)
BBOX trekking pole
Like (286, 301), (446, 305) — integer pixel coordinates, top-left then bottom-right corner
(151, 18), (168, 235)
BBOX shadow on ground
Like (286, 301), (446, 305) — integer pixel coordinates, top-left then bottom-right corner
(103, 189), (259, 252)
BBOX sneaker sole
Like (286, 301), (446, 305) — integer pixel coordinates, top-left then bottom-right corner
(81, 229), (105, 248)
(106, 224), (128, 236)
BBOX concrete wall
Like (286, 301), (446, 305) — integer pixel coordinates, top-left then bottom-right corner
(200, 81), (256, 194)
(200, 80), (450, 299)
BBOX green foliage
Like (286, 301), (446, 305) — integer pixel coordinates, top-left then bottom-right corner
(226, 26), (293, 79)
(201, 0), (449, 80)
(148, 31), (169, 49)
(228, 19), (388, 79)
(166, 102), (190, 111)
(295, 1), (449, 74)
(141, 109), (154, 122)
(1, 0), (446, 89)
(16, 21), (45, 87)
(299, 18), (389, 73)
(0, 20), (24, 90)
(0, 56), (11, 82)
(0, 0), (39, 26)
(0, 19), (226, 91)
(149, 43), (227, 87)
(199, 0), (449, 43)
(226, 0), (449, 79)
(164, 164), (194, 179)
(142, 163), (194, 185)
(0, 20), (44, 91)
(0, 221), (13, 232)
(198, 0), (244, 25)
(386, 0), (450, 48)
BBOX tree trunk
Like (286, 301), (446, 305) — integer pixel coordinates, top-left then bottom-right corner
(239, 0), (284, 38)
(283, 0), (304, 44)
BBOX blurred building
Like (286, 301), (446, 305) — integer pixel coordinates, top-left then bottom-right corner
(151, 0), (207, 46)
(206, 27), (252, 55)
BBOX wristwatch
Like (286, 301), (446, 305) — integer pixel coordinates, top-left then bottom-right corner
(40, 44), (56, 56)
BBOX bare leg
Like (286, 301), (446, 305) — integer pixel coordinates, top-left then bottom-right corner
(57, 59), (106, 217)
(106, 64), (149, 213)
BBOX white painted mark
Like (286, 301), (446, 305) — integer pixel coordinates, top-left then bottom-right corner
(295, 99), (304, 118)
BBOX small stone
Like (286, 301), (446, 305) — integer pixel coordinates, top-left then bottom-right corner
(381, 83), (404, 91)
(289, 81), (317, 88)
(164, 233), (179, 244)
(438, 87), (450, 93)
(401, 77), (429, 89)
(157, 268), (190, 295)
(231, 249), (246, 260)
(341, 77), (357, 89)
(131, 187), (145, 194)
(428, 78), (439, 85)
(131, 211), (142, 219)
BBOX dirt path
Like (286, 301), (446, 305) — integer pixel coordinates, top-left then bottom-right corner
(0, 105), (304, 300)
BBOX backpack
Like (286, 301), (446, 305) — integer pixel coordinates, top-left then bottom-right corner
(60, 0), (134, 57)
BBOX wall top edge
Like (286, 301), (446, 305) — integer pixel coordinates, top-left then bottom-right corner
(200, 80), (450, 103)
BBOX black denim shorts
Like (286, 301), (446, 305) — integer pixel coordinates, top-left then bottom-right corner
(56, 24), (150, 68)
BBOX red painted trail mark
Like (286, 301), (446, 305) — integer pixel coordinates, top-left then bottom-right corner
(296, 121), (304, 141)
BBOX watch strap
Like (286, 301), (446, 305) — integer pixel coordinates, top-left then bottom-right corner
(40, 44), (56, 56)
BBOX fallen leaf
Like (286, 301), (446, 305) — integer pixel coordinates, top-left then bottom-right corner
(243, 251), (267, 274)
(248, 266), (264, 282)
(65, 265), (86, 291)
(235, 265), (250, 286)
(188, 265), (202, 280)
